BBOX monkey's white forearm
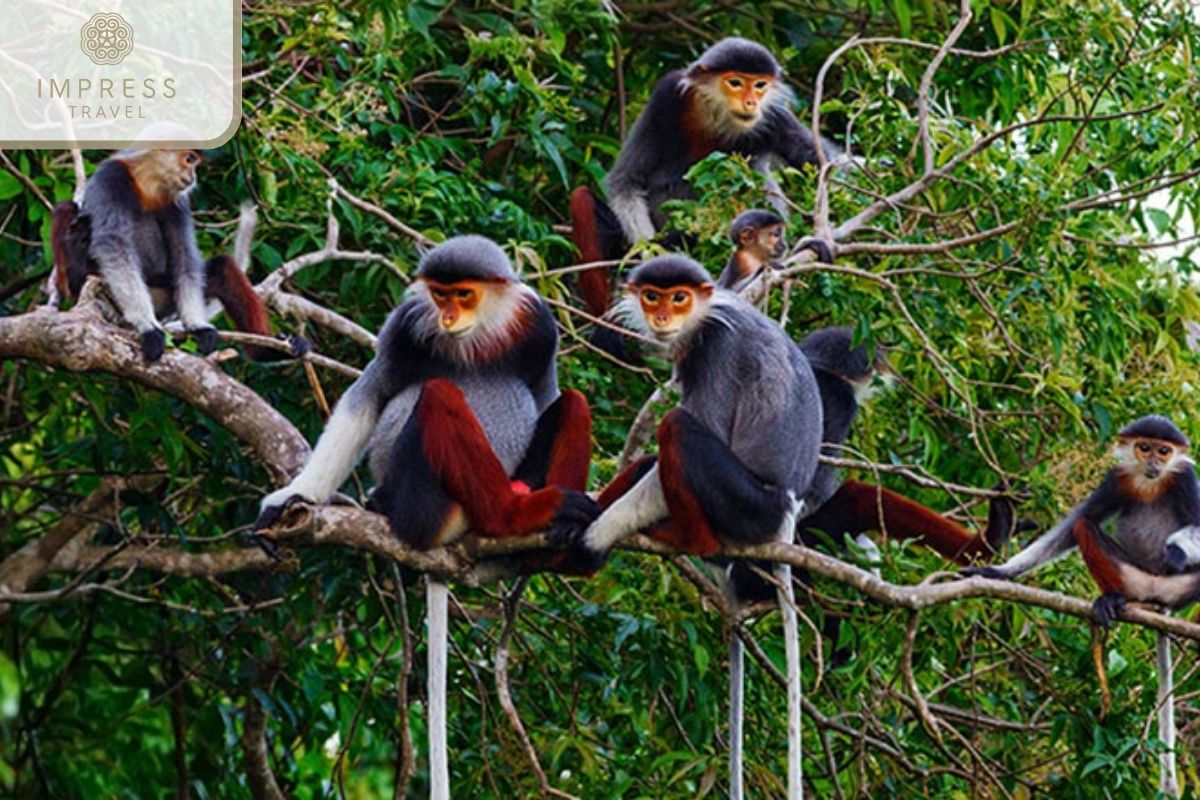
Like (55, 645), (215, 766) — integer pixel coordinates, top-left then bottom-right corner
(261, 392), (380, 510)
(583, 465), (667, 551)
(609, 191), (656, 244)
(992, 513), (1077, 578)
(97, 254), (159, 332)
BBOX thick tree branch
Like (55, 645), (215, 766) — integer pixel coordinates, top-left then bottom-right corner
(0, 297), (309, 482)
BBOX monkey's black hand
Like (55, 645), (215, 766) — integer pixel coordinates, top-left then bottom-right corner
(191, 326), (220, 355)
(1164, 543), (1188, 574)
(960, 566), (1010, 580)
(797, 236), (834, 264)
(243, 530), (285, 562)
(546, 492), (608, 572)
(1091, 591), (1127, 628)
(254, 493), (307, 532)
(140, 328), (167, 361)
(286, 335), (311, 358)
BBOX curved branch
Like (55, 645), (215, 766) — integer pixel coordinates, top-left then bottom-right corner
(0, 299), (309, 482)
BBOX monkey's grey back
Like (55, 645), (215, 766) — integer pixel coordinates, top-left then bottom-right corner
(679, 296), (822, 499)
(366, 374), (537, 484)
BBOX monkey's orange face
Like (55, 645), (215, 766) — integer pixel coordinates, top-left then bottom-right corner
(719, 72), (775, 125)
(1125, 437), (1187, 479)
(636, 284), (713, 340)
(427, 280), (485, 336)
(164, 149), (201, 193)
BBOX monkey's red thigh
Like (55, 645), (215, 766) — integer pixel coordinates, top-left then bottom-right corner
(515, 389), (593, 491)
(1071, 518), (1124, 594)
(416, 379), (564, 538)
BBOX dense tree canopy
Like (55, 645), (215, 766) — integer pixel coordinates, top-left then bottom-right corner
(2, 0), (1199, 797)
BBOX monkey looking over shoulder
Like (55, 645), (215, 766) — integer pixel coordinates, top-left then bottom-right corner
(571, 37), (843, 322)
(50, 148), (306, 362)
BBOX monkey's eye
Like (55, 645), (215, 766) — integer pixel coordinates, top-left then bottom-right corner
(754, 80), (769, 91)
(726, 78), (743, 89)
(672, 292), (689, 304)
(432, 289), (448, 302)
(455, 289), (474, 301)
(1160, 446), (1173, 457)
(183, 152), (200, 166)
(643, 291), (660, 304)
(1137, 442), (1152, 453)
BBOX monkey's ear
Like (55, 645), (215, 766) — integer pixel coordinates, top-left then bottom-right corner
(738, 228), (757, 246)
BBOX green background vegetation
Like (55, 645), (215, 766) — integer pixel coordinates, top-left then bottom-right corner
(2, 0), (1199, 796)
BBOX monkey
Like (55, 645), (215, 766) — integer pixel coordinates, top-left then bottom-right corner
(253, 236), (598, 800)
(961, 415), (1200, 800)
(728, 326), (1020, 603)
(50, 148), (306, 362)
(962, 415), (1200, 622)
(571, 37), (842, 324)
(554, 254), (822, 800)
(717, 209), (787, 292)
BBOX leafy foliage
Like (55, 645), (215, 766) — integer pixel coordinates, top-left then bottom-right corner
(2, 0), (1200, 797)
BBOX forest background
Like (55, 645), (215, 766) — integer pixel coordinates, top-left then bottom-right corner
(1, 0), (1200, 797)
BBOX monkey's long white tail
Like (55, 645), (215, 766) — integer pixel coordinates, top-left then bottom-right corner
(427, 578), (450, 800)
(1156, 631), (1179, 798)
(729, 633), (744, 800)
(776, 503), (804, 800)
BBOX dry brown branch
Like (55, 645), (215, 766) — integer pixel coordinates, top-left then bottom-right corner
(0, 293), (309, 483)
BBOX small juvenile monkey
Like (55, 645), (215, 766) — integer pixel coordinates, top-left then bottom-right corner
(717, 209), (786, 291)
(50, 149), (305, 362)
(255, 236), (597, 800)
(964, 415), (1200, 624)
(717, 209), (834, 293)
(571, 37), (842, 320)
(557, 254), (822, 800)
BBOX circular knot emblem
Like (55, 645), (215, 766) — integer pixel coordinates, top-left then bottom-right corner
(80, 13), (134, 66)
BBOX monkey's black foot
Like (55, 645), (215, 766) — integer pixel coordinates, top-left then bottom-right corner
(140, 328), (167, 361)
(547, 490), (602, 539)
(546, 494), (608, 573)
(960, 566), (1010, 580)
(797, 236), (835, 264)
(1092, 591), (1127, 628)
(254, 493), (307, 532)
(191, 326), (220, 355)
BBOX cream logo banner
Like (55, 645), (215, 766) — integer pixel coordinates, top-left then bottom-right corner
(0, 1), (241, 148)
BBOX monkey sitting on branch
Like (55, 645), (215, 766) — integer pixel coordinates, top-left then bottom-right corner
(50, 148), (307, 362)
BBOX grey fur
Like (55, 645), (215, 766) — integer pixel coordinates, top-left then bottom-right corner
(82, 160), (209, 334)
(367, 374), (537, 483)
